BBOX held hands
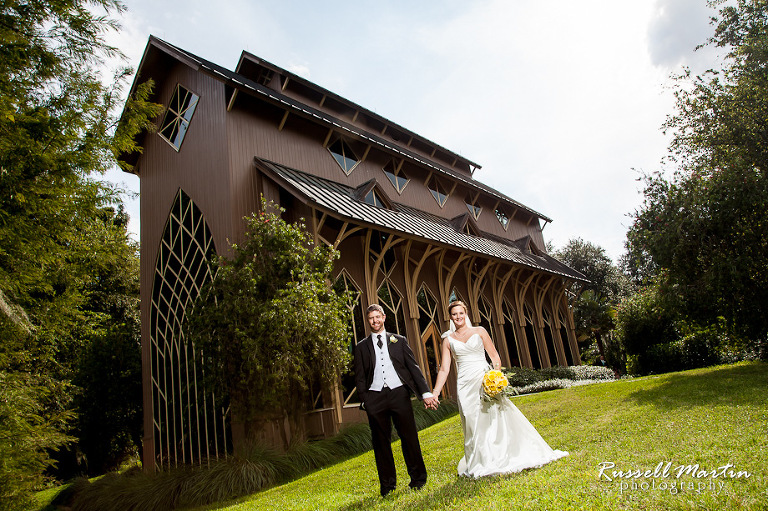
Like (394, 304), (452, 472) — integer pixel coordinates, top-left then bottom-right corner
(423, 396), (439, 410)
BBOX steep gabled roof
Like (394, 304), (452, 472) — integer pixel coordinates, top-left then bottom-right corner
(120, 36), (553, 223)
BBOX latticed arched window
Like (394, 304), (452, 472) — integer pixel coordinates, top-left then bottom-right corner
(417, 284), (440, 334)
(476, 295), (496, 365)
(542, 308), (559, 367)
(369, 230), (397, 276)
(477, 295), (494, 339)
(333, 270), (365, 404)
(501, 299), (521, 367)
(523, 302), (541, 369)
(367, 229), (404, 333)
(559, 310), (574, 366)
(150, 189), (227, 469)
(417, 284), (442, 388)
(378, 279), (406, 335)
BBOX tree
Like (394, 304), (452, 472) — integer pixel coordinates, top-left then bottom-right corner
(614, 278), (679, 375)
(71, 206), (143, 475)
(625, 0), (768, 348)
(185, 201), (352, 450)
(0, 0), (161, 500)
(554, 239), (633, 363)
(0, 372), (73, 511)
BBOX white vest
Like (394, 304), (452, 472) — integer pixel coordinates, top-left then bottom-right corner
(369, 331), (404, 391)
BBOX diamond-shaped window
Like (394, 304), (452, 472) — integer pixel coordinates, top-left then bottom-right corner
(158, 84), (199, 151)
(495, 208), (509, 230)
(328, 139), (359, 175)
(383, 160), (409, 193)
(466, 202), (482, 220)
(428, 179), (449, 207)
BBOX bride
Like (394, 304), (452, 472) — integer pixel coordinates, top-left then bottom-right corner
(431, 300), (568, 477)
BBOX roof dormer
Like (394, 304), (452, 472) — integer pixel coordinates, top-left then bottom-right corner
(450, 213), (481, 237)
(354, 179), (394, 210)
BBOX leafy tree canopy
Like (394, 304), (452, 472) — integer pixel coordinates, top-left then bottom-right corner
(554, 238), (633, 363)
(555, 238), (632, 302)
(0, 0), (162, 501)
(625, 0), (768, 344)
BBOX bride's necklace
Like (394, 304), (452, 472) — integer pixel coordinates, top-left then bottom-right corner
(453, 326), (473, 343)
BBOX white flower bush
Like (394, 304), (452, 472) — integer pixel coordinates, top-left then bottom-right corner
(504, 365), (617, 396)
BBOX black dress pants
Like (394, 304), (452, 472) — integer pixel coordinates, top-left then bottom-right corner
(365, 386), (427, 494)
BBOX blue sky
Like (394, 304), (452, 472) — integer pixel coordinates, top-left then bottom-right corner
(105, 0), (726, 262)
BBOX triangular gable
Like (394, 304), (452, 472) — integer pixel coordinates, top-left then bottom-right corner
(353, 179), (395, 210)
(450, 213), (480, 237)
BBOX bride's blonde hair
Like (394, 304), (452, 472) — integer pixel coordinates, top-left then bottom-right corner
(448, 300), (468, 314)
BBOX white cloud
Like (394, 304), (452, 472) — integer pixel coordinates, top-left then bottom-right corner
(647, 0), (724, 73)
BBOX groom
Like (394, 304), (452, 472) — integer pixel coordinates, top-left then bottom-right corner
(354, 304), (439, 497)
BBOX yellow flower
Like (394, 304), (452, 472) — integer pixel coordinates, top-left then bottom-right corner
(482, 369), (509, 398)
(389, 335), (397, 343)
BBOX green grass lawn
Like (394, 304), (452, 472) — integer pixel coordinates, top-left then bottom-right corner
(193, 361), (767, 511)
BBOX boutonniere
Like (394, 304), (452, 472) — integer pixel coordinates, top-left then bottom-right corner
(389, 335), (397, 343)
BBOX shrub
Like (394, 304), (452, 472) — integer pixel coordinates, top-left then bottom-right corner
(619, 307), (764, 376)
(185, 201), (352, 448)
(569, 365), (615, 381)
(504, 364), (615, 395)
(626, 341), (684, 376)
(0, 373), (72, 511)
(615, 283), (677, 361)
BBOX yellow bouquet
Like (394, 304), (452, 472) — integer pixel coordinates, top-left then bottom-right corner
(481, 369), (513, 402)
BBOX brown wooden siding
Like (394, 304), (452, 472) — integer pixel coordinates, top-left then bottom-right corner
(138, 64), (234, 461)
(224, 94), (546, 252)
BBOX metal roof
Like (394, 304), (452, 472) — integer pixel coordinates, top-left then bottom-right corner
(255, 158), (587, 282)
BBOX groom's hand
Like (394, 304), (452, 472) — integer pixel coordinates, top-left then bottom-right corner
(423, 396), (439, 410)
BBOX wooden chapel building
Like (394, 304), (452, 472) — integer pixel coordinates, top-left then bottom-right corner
(122, 37), (587, 470)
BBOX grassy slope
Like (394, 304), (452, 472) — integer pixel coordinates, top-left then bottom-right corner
(195, 362), (767, 511)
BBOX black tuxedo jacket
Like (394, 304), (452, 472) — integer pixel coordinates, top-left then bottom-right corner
(353, 333), (431, 409)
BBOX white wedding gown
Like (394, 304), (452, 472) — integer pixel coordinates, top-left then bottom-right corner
(449, 333), (568, 477)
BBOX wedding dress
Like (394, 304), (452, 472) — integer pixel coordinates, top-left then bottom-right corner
(448, 333), (568, 477)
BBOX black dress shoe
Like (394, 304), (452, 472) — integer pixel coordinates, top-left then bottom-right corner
(409, 481), (426, 490)
(381, 486), (395, 497)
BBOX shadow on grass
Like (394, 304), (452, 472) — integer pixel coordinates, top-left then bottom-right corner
(336, 476), (485, 511)
(626, 362), (767, 410)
